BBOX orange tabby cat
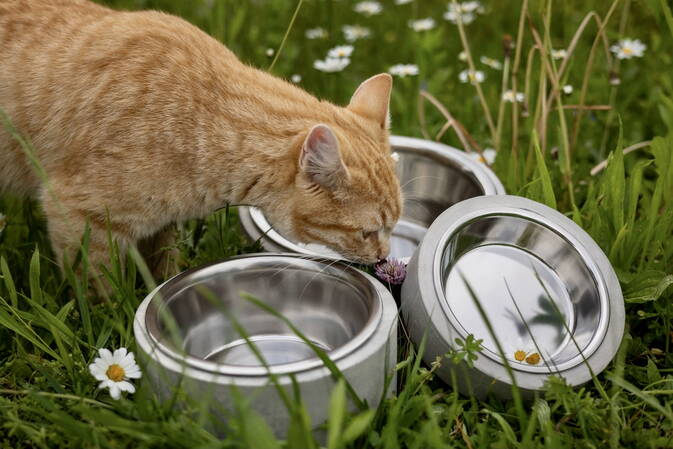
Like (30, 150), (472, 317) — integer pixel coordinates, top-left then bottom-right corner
(0, 0), (402, 282)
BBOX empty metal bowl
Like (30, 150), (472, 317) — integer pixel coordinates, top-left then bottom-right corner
(238, 135), (505, 261)
(402, 195), (624, 397)
(133, 253), (398, 434)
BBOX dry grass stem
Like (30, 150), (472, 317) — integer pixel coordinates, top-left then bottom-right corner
(452, 0), (496, 143)
(419, 90), (482, 153)
(590, 140), (653, 175)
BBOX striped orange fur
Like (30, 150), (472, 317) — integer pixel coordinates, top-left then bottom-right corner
(0, 0), (402, 282)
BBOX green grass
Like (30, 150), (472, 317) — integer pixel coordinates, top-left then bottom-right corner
(2, 0), (673, 447)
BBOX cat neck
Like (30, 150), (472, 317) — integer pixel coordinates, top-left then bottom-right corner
(190, 62), (346, 218)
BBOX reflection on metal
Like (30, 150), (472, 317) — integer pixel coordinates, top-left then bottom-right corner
(402, 195), (625, 397)
(139, 254), (389, 374)
(134, 253), (398, 434)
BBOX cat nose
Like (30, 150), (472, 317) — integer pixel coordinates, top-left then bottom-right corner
(376, 247), (389, 260)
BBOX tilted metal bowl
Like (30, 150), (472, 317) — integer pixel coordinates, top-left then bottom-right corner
(238, 135), (505, 261)
(401, 195), (624, 397)
(134, 253), (398, 434)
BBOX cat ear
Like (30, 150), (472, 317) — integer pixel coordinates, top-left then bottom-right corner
(347, 73), (392, 129)
(300, 124), (349, 189)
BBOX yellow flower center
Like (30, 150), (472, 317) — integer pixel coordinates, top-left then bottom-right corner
(623, 47), (633, 55)
(514, 350), (527, 361)
(525, 353), (541, 365)
(106, 364), (125, 382)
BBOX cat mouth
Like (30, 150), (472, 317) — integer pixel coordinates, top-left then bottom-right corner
(337, 252), (379, 265)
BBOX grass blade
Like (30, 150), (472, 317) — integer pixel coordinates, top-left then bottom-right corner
(28, 247), (43, 306)
(327, 378), (347, 449)
(532, 130), (557, 209)
(605, 119), (625, 234)
(0, 297), (59, 360)
(609, 375), (673, 422)
(342, 409), (376, 446)
(1, 256), (18, 307)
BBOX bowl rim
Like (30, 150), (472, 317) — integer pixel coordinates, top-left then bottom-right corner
(412, 195), (624, 386)
(137, 253), (387, 376)
(238, 135), (506, 259)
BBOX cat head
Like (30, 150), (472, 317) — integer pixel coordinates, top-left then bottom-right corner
(284, 74), (402, 264)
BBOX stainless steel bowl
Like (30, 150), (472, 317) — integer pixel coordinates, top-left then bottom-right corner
(401, 195), (624, 397)
(239, 135), (505, 261)
(134, 253), (398, 434)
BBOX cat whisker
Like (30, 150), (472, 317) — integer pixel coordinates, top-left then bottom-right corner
(266, 254), (321, 280)
(296, 257), (345, 301)
(399, 175), (449, 190)
(264, 253), (319, 278)
(399, 195), (434, 207)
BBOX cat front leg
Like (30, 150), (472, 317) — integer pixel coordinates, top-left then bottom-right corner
(137, 225), (181, 280)
(41, 193), (133, 296)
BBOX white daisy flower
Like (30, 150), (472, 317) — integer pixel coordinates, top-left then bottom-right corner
(291, 74), (302, 83)
(444, 9), (474, 24)
(459, 69), (485, 84)
(468, 148), (496, 165)
(395, 0), (413, 4)
(610, 38), (646, 59)
(389, 64), (419, 77)
(458, 50), (468, 62)
(327, 45), (354, 59)
(89, 348), (141, 400)
(551, 49), (567, 60)
(480, 56), (502, 70)
(354, 1), (382, 16)
(265, 48), (275, 57)
(409, 18), (436, 32)
(444, 1), (483, 25)
(460, 1), (483, 12)
(562, 84), (573, 95)
(502, 89), (524, 103)
(0, 212), (6, 234)
(305, 27), (328, 40)
(504, 336), (535, 362)
(342, 25), (370, 42)
(314, 57), (350, 73)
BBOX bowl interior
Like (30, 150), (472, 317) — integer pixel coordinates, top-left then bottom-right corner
(148, 257), (381, 373)
(438, 214), (606, 372)
(391, 146), (487, 260)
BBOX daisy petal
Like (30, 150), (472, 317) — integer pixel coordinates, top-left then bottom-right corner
(117, 381), (136, 394)
(90, 367), (107, 381)
(112, 348), (128, 363)
(119, 353), (136, 370)
(89, 363), (102, 375)
(109, 384), (121, 400)
(99, 348), (113, 361)
(93, 358), (109, 373)
(125, 360), (139, 369)
(125, 368), (142, 379)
